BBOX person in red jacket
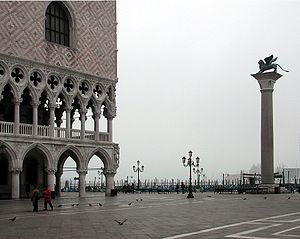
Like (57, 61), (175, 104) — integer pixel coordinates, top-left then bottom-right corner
(43, 186), (53, 211)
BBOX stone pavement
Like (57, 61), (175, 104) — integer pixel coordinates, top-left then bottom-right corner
(0, 192), (299, 239)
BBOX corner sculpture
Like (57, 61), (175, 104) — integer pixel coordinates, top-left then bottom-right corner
(258, 55), (289, 73)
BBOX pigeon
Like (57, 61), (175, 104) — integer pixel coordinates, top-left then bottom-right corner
(114, 219), (127, 225)
(89, 203), (92, 207)
(58, 205), (62, 207)
(136, 199), (138, 201)
(264, 196), (267, 199)
(287, 197), (291, 200)
(207, 195), (212, 198)
(243, 198), (247, 200)
(9, 216), (16, 222)
(99, 203), (102, 206)
(76, 204), (79, 206)
(128, 202), (132, 205)
(71, 204), (75, 207)
(140, 199), (143, 201)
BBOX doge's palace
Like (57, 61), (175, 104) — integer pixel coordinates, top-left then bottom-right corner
(0, 1), (119, 199)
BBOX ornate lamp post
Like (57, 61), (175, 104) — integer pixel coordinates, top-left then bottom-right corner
(182, 150), (199, 198)
(97, 167), (104, 189)
(133, 160), (144, 190)
(193, 165), (203, 188)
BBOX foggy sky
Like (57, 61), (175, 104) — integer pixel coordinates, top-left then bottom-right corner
(65, 0), (300, 183)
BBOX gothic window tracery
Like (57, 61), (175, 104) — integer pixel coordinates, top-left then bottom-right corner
(79, 81), (89, 96)
(93, 84), (102, 99)
(11, 68), (24, 84)
(0, 65), (5, 78)
(63, 78), (74, 93)
(47, 75), (59, 90)
(30, 71), (42, 87)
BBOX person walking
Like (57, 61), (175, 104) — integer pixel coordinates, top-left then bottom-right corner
(31, 185), (40, 212)
(42, 186), (53, 211)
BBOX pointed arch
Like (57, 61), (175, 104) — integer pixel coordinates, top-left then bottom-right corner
(21, 143), (52, 169)
(86, 147), (112, 170)
(56, 145), (84, 172)
(0, 140), (18, 169)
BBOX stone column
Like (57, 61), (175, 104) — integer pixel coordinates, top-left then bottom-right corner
(47, 169), (56, 191)
(55, 171), (63, 197)
(10, 168), (22, 199)
(251, 72), (282, 185)
(104, 171), (115, 196)
(107, 117), (113, 142)
(49, 104), (55, 137)
(94, 110), (100, 141)
(32, 102), (38, 137)
(66, 107), (71, 139)
(77, 170), (87, 197)
(14, 99), (21, 134)
(80, 109), (87, 141)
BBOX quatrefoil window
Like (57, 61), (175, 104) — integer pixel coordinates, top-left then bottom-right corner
(79, 81), (89, 96)
(64, 78), (74, 93)
(11, 68), (24, 83)
(47, 75), (59, 90)
(0, 65), (5, 77)
(30, 71), (42, 87)
(93, 84), (102, 98)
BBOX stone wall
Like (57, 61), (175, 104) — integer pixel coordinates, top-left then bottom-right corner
(0, 1), (117, 80)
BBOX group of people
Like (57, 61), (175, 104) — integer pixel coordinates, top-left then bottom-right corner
(30, 185), (53, 212)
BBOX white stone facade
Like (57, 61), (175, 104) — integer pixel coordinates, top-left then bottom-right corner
(0, 1), (119, 199)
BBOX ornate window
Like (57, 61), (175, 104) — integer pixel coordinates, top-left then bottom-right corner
(45, 2), (70, 47)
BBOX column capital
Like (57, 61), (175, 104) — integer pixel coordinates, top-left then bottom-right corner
(9, 167), (22, 174)
(46, 168), (57, 175)
(103, 170), (116, 176)
(251, 72), (282, 91)
(77, 170), (87, 175)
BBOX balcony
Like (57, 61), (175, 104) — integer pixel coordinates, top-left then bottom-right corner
(0, 121), (109, 142)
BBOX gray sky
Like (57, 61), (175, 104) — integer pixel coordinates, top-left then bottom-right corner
(66, 0), (300, 183)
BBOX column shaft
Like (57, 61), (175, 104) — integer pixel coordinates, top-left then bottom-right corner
(11, 170), (21, 199)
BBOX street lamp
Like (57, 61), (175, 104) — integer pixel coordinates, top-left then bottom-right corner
(182, 150), (199, 198)
(97, 167), (104, 190)
(133, 160), (144, 190)
(193, 165), (203, 188)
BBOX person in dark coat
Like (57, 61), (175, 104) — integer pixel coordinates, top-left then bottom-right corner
(42, 186), (53, 211)
(31, 185), (40, 212)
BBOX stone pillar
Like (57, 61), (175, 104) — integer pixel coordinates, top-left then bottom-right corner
(47, 169), (56, 191)
(32, 102), (38, 137)
(94, 110), (100, 141)
(55, 171), (63, 197)
(107, 117), (113, 142)
(10, 168), (22, 199)
(66, 107), (71, 138)
(49, 104), (55, 137)
(77, 170), (87, 197)
(80, 109), (87, 141)
(14, 99), (21, 134)
(104, 171), (115, 196)
(251, 72), (282, 185)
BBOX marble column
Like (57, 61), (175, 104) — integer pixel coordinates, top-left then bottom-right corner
(47, 169), (56, 191)
(251, 72), (282, 185)
(94, 110), (100, 141)
(49, 104), (55, 137)
(80, 109), (87, 141)
(32, 102), (38, 136)
(107, 117), (113, 142)
(14, 99), (21, 134)
(55, 171), (63, 197)
(11, 168), (22, 199)
(77, 170), (87, 197)
(104, 171), (115, 196)
(66, 107), (71, 139)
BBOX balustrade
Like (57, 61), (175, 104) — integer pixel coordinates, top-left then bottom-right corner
(0, 121), (109, 142)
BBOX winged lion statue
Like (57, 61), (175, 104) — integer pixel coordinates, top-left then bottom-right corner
(258, 55), (289, 73)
